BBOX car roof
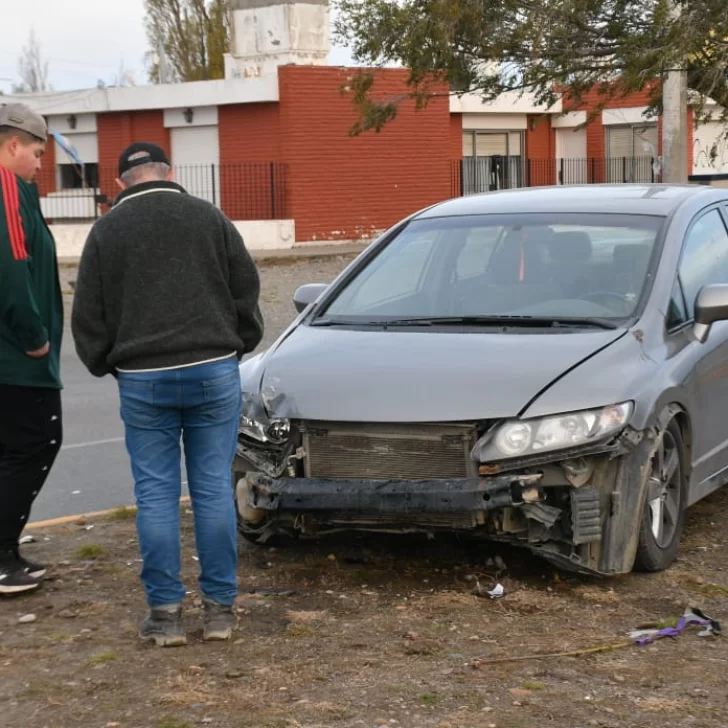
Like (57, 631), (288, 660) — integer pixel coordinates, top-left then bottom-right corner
(415, 184), (726, 219)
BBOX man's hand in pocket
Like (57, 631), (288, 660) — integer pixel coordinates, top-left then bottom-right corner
(26, 342), (50, 358)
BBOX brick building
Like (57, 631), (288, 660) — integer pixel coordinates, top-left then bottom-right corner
(4, 0), (725, 250)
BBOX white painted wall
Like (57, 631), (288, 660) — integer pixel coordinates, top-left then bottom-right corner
(164, 106), (219, 128)
(229, 1), (329, 78)
(462, 113), (527, 130)
(552, 111), (586, 129)
(602, 107), (652, 126)
(451, 91), (560, 115)
(52, 220), (297, 260)
(232, 220), (295, 250)
(693, 119), (728, 175)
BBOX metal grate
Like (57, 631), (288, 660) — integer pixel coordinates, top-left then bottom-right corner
(303, 422), (476, 480)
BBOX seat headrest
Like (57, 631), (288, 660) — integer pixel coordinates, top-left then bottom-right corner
(549, 231), (593, 263)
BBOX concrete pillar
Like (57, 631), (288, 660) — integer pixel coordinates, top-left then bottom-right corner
(662, 68), (688, 183)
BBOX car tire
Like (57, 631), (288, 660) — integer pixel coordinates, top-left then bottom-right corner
(633, 420), (687, 572)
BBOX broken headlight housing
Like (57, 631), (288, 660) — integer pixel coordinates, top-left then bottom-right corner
(239, 391), (291, 444)
(474, 402), (633, 462)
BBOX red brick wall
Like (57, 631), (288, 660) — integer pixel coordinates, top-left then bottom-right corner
(450, 114), (462, 159)
(219, 103), (281, 163)
(36, 131), (56, 196)
(526, 114), (556, 185)
(96, 111), (169, 204)
(218, 103), (282, 219)
(278, 66), (452, 243)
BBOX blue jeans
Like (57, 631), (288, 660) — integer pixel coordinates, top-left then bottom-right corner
(118, 357), (242, 608)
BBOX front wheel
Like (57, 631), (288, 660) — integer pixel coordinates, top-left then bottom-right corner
(633, 420), (687, 572)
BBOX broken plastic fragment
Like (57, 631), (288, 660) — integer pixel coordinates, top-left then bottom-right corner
(487, 583), (505, 599)
(19, 535), (36, 544)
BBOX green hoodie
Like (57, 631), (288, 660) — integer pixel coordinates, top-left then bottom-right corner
(0, 167), (63, 389)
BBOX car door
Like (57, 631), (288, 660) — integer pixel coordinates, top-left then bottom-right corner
(677, 205), (728, 490)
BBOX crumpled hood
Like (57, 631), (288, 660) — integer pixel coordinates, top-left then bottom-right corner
(255, 325), (626, 422)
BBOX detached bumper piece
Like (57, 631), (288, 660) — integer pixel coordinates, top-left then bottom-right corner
(247, 474), (544, 516)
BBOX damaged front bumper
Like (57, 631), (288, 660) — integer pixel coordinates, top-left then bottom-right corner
(246, 472), (544, 517)
(235, 424), (652, 576)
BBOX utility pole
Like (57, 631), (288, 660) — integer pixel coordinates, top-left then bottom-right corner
(661, 0), (688, 183)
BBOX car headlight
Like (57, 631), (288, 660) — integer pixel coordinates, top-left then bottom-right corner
(474, 402), (633, 461)
(239, 391), (291, 444)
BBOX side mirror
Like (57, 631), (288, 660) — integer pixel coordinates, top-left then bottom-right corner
(293, 283), (328, 314)
(693, 284), (728, 343)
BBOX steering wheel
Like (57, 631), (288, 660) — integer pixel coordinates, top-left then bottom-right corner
(580, 291), (631, 314)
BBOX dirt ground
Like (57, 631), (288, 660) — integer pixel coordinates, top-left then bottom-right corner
(2, 485), (727, 728)
(25, 255), (725, 727)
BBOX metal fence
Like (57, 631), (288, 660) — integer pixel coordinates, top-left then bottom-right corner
(39, 162), (288, 222)
(452, 156), (661, 197)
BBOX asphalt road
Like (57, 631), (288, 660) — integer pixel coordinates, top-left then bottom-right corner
(30, 254), (356, 523)
(29, 330), (152, 522)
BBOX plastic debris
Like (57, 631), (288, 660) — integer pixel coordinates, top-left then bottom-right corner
(19, 535), (36, 544)
(628, 607), (721, 645)
(472, 577), (505, 599)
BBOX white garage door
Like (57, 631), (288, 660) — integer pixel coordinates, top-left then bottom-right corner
(171, 125), (220, 206)
(555, 128), (587, 185)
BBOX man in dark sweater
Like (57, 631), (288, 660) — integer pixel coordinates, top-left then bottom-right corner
(72, 142), (263, 646)
(0, 104), (63, 597)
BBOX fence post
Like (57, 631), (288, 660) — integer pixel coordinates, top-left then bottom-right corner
(211, 164), (217, 207)
(526, 158), (531, 188)
(269, 162), (276, 219)
(559, 158), (565, 186)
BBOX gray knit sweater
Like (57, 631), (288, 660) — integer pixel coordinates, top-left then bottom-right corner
(71, 180), (264, 377)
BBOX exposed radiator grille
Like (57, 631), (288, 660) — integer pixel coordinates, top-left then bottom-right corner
(302, 422), (476, 480)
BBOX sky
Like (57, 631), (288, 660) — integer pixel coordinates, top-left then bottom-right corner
(0, 0), (354, 94)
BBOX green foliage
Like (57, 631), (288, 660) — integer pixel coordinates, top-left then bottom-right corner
(334, 0), (728, 134)
(144, 0), (231, 83)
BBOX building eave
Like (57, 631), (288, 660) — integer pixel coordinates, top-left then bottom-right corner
(1, 74), (280, 116)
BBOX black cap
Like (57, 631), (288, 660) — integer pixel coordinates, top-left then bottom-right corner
(118, 142), (170, 177)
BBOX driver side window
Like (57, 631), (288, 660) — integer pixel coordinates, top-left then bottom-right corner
(678, 209), (728, 319)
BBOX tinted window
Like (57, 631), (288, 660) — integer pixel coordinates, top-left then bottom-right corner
(679, 209), (728, 318)
(322, 213), (664, 322)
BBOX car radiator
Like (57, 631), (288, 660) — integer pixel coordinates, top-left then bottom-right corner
(301, 422), (478, 480)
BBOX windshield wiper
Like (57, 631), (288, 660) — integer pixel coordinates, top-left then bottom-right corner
(314, 315), (618, 330)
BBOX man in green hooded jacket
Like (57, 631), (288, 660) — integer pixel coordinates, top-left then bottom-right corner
(0, 103), (63, 596)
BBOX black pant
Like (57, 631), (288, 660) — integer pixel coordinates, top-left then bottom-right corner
(0, 385), (62, 551)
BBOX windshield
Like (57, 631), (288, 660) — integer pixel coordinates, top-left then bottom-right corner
(319, 213), (664, 324)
